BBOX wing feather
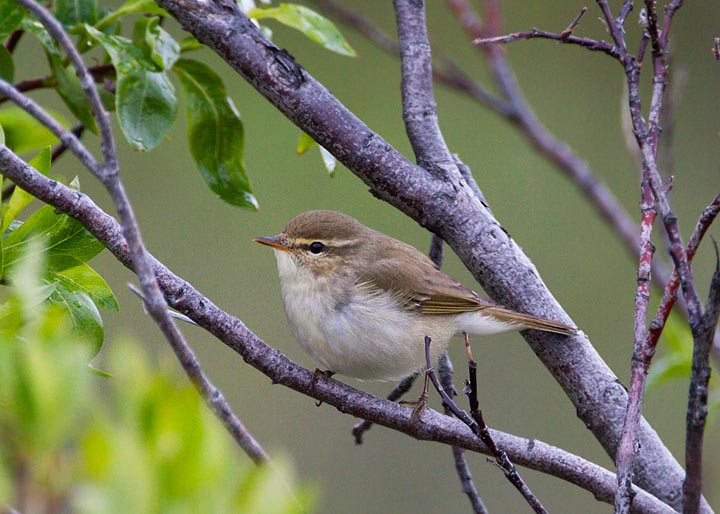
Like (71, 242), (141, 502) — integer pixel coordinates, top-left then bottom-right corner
(354, 241), (577, 336)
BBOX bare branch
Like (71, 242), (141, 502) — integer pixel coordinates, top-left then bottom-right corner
(473, 29), (620, 59)
(684, 242), (720, 513)
(0, 78), (99, 173)
(439, 354), (489, 514)
(561, 7), (589, 38)
(394, 0), (455, 171)
(5, 30), (22, 53)
(647, 195), (720, 353)
(616, 178), (657, 513)
(307, 0), (509, 115)
(423, 337), (548, 514)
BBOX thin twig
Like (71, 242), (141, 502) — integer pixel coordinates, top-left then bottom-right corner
(594, 2), (710, 511)
(648, 195), (720, 349)
(561, 7), (589, 39)
(473, 29), (620, 59)
(435, 231), (487, 514)
(0, 65), (116, 106)
(0, 78), (99, 173)
(423, 337), (548, 514)
(5, 30), (23, 53)
(448, 0), (673, 295)
(439, 354), (489, 514)
(616, 195), (720, 514)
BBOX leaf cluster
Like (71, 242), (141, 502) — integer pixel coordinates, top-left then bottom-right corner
(0, 146), (117, 350)
(0, 258), (313, 512)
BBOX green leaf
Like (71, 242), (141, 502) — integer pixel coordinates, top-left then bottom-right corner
(0, 0), (25, 39)
(647, 313), (693, 390)
(0, 121), (4, 145)
(2, 147), (52, 232)
(3, 205), (104, 273)
(23, 20), (98, 133)
(133, 16), (179, 71)
(0, 45), (14, 82)
(248, 4), (356, 57)
(174, 58), (258, 209)
(47, 257), (119, 312)
(296, 132), (316, 156)
(0, 107), (60, 154)
(86, 25), (177, 151)
(55, 0), (97, 27)
(47, 285), (104, 353)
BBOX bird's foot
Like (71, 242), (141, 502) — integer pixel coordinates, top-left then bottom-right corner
(311, 368), (335, 406)
(401, 369), (432, 423)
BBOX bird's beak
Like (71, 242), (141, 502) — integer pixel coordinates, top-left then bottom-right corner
(253, 235), (292, 252)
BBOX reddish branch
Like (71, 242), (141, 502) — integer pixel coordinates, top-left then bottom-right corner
(616, 177), (657, 512)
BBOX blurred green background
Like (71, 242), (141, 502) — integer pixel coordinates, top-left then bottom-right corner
(16, 0), (720, 512)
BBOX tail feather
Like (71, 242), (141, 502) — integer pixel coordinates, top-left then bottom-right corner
(484, 307), (578, 336)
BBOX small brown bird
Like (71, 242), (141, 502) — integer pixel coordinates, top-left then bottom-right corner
(255, 210), (576, 381)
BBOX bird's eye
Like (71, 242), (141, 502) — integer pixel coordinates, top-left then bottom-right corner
(309, 241), (325, 254)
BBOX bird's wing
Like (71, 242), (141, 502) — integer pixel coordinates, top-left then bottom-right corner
(355, 251), (489, 315)
(354, 243), (577, 335)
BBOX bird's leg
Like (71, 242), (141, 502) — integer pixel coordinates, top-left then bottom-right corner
(464, 331), (474, 362)
(311, 368), (335, 407)
(409, 369), (432, 423)
(400, 371), (431, 423)
(401, 338), (436, 423)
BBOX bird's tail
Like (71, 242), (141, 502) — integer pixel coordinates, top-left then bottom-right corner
(483, 307), (578, 336)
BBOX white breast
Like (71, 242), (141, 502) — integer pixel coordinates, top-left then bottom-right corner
(274, 250), (453, 380)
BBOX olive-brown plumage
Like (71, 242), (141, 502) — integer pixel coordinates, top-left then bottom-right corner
(256, 210), (576, 380)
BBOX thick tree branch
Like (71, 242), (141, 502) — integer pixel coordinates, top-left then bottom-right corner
(394, 1), (539, 508)
(0, 146), (676, 514)
(150, 0), (699, 509)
